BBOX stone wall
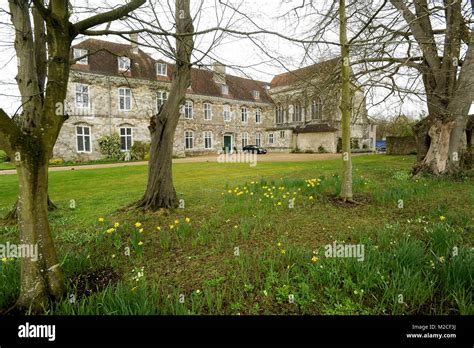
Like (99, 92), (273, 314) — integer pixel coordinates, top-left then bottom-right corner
(295, 132), (337, 153)
(54, 72), (273, 160)
(386, 136), (417, 155)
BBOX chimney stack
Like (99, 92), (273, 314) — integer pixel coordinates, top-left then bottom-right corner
(130, 33), (139, 54)
(213, 62), (226, 85)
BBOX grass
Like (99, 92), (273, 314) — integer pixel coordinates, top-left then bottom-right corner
(0, 155), (472, 315)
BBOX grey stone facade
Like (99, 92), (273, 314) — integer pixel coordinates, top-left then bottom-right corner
(53, 39), (375, 161)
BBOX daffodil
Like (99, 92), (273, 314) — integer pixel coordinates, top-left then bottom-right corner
(311, 256), (319, 263)
(111, 254), (116, 259)
(169, 225), (175, 229)
(106, 228), (115, 234)
(185, 217), (191, 223)
(174, 219), (180, 224)
(114, 222), (120, 228)
(1, 257), (8, 263)
(98, 217), (105, 223)
(135, 222), (142, 228)
(439, 216), (446, 221)
(139, 228), (144, 233)
(138, 241), (144, 246)
(156, 226), (161, 231)
(280, 249), (286, 255)
(309, 196), (314, 200)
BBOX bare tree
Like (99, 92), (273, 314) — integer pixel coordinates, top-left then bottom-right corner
(339, 0), (353, 201)
(0, 0), (145, 312)
(136, 0), (194, 210)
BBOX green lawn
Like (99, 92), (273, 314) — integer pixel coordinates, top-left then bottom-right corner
(0, 155), (472, 315)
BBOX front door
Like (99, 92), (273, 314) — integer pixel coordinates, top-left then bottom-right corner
(223, 135), (232, 153)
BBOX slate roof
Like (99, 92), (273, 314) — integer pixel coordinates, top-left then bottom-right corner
(270, 58), (340, 88)
(71, 39), (272, 103)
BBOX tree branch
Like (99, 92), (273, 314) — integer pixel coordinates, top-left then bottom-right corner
(73, 0), (146, 35)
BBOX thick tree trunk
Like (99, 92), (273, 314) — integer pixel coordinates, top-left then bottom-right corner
(339, 0), (353, 200)
(135, 0), (194, 211)
(3, 195), (57, 223)
(136, 116), (179, 210)
(14, 154), (65, 312)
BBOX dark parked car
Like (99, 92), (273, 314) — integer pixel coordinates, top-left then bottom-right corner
(243, 145), (267, 154)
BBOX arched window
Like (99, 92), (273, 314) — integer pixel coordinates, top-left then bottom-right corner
(312, 97), (323, 120)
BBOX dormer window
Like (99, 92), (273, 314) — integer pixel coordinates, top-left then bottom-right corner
(73, 48), (88, 65)
(221, 85), (229, 95)
(252, 90), (260, 99)
(118, 56), (131, 72)
(156, 63), (167, 76)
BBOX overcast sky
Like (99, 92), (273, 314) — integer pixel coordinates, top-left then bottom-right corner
(0, 0), (472, 117)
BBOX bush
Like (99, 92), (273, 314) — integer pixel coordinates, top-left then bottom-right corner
(318, 145), (327, 153)
(0, 150), (10, 162)
(131, 141), (151, 161)
(337, 138), (342, 153)
(351, 139), (360, 150)
(49, 158), (65, 165)
(98, 134), (122, 160)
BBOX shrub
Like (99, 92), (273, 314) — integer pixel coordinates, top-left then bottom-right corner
(131, 141), (151, 161)
(318, 145), (327, 153)
(337, 138), (342, 153)
(304, 149), (315, 154)
(0, 150), (10, 162)
(98, 134), (122, 160)
(351, 139), (360, 150)
(49, 158), (65, 165)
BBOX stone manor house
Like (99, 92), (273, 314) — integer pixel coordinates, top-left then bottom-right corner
(54, 38), (376, 160)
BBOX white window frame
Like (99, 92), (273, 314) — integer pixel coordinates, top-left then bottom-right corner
(76, 126), (91, 153)
(252, 90), (260, 99)
(156, 63), (167, 76)
(221, 85), (229, 95)
(294, 104), (303, 122)
(242, 132), (248, 148)
(255, 132), (262, 147)
(255, 108), (262, 124)
(203, 102), (212, 120)
(118, 56), (131, 72)
(312, 98), (323, 120)
(241, 107), (248, 123)
(276, 105), (284, 124)
(73, 48), (88, 65)
(118, 87), (132, 111)
(204, 131), (213, 149)
(185, 130), (194, 149)
(268, 133), (274, 145)
(157, 90), (168, 111)
(119, 127), (133, 152)
(223, 104), (231, 122)
(184, 100), (194, 119)
(75, 83), (90, 109)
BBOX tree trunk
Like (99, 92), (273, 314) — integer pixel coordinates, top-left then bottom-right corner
(136, 115), (180, 209)
(339, 0), (353, 201)
(14, 153), (65, 312)
(136, 0), (194, 211)
(3, 195), (57, 223)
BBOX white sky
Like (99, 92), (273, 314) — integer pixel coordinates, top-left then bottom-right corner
(0, 0), (472, 118)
